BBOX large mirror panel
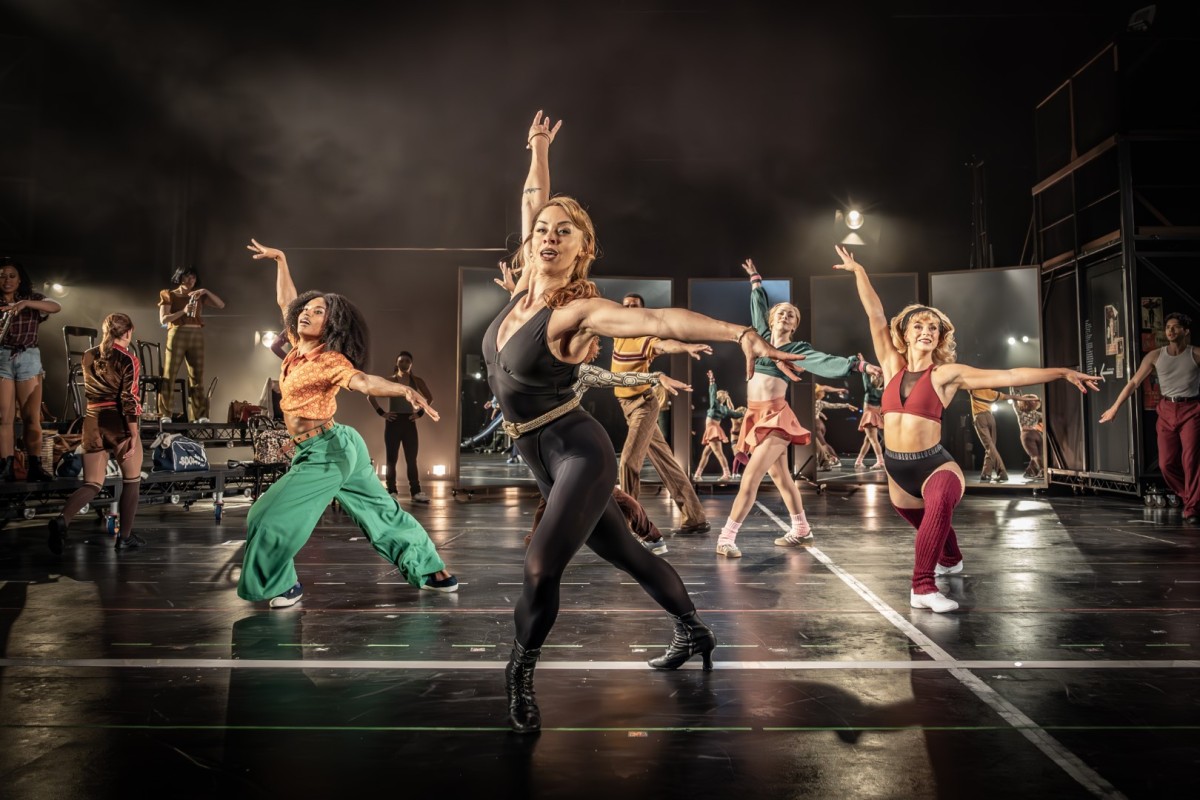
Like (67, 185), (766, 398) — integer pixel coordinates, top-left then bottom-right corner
(687, 279), (792, 483)
(809, 273), (920, 488)
(930, 266), (1048, 488)
(455, 269), (673, 489)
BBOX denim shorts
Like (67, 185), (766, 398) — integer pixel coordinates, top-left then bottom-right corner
(0, 346), (43, 382)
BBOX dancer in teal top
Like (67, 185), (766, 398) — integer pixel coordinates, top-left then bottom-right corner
(694, 370), (743, 481)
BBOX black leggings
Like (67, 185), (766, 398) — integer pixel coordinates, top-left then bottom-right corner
(514, 410), (694, 649)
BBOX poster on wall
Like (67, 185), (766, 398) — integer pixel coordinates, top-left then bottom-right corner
(1140, 296), (1163, 331)
(1105, 305), (1120, 355)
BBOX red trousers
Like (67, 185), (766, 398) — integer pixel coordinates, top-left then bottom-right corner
(1156, 399), (1200, 516)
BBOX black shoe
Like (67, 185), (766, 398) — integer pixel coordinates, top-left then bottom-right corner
(421, 573), (459, 593)
(47, 514), (68, 555)
(505, 641), (542, 734)
(386, 486), (398, 495)
(1185, 515), (1200, 525)
(114, 533), (146, 551)
(25, 459), (53, 482)
(677, 521), (711, 535)
(1, 456), (13, 482)
(648, 610), (716, 671)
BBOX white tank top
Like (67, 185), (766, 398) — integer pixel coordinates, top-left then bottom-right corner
(1156, 346), (1200, 399)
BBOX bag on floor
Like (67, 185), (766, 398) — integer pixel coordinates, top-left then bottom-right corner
(56, 445), (84, 478)
(150, 432), (209, 472)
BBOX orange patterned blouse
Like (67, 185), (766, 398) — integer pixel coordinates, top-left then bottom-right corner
(279, 341), (363, 420)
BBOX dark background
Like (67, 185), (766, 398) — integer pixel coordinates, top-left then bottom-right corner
(2, 0), (1190, 478)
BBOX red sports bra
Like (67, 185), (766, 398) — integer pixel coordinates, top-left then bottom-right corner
(880, 366), (944, 422)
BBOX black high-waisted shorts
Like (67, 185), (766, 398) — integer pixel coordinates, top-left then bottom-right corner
(883, 444), (955, 497)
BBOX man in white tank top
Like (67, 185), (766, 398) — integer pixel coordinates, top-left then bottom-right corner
(1101, 313), (1200, 523)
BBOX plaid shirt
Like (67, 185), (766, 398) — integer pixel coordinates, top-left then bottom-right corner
(1, 292), (50, 352)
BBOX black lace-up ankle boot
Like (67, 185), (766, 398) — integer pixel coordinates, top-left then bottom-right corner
(505, 640), (542, 733)
(648, 610), (716, 671)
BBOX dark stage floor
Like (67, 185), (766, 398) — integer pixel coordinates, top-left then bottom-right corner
(1, 479), (1198, 799)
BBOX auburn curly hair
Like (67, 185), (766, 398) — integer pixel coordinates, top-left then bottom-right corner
(889, 304), (956, 365)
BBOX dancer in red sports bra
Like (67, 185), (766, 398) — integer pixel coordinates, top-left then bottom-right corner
(834, 245), (1100, 612)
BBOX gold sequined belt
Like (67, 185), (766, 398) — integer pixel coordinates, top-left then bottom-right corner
(502, 395), (582, 440)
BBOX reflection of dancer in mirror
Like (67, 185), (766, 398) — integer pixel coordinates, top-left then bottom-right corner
(814, 383), (856, 470)
(715, 258), (879, 558)
(236, 240), (457, 609)
(0, 256), (61, 482)
(157, 266), (225, 422)
(694, 370), (742, 481)
(835, 245), (1099, 612)
(491, 111), (802, 733)
(967, 388), (1032, 483)
(47, 313), (145, 554)
(855, 370), (885, 469)
(1101, 312), (1199, 524)
(1014, 395), (1045, 479)
(728, 405), (749, 477)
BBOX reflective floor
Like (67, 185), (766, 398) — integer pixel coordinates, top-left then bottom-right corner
(1, 482), (1198, 799)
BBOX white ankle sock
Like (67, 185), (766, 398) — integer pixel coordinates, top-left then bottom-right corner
(718, 519), (741, 545)
(789, 512), (810, 537)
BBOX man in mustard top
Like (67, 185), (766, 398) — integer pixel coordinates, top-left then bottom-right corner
(613, 293), (710, 533)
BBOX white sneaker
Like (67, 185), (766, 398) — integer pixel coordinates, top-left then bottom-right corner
(910, 590), (959, 613)
(774, 531), (814, 547)
(160, 416), (173, 424)
(715, 541), (742, 558)
(642, 538), (668, 556)
(934, 560), (963, 576)
(412, 491), (431, 504)
(196, 417), (210, 424)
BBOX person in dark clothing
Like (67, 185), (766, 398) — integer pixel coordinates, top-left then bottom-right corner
(491, 111), (802, 734)
(369, 351), (433, 503)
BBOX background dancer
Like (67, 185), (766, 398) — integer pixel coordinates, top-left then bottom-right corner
(714, 258), (880, 559)
(237, 239), (456, 609)
(814, 383), (857, 471)
(493, 111), (802, 733)
(0, 256), (61, 482)
(157, 266), (225, 422)
(855, 370), (885, 469)
(693, 369), (742, 481)
(835, 244), (1098, 612)
(369, 350), (433, 504)
(47, 313), (144, 553)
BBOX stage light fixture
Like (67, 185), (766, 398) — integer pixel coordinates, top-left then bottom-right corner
(1021, 335), (1029, 343)
(43, 282), (70, 298)
(1007, 336), (1017, 345)
(846, 209), (864, 230)
(432, 464), (447, 477)
(258, 331), (278, 349)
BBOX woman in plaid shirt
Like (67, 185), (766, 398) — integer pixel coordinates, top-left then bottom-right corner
(0, 256), (62, 482)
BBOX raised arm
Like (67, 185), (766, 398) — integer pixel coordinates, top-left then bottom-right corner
(1099, 349), (1160, 423)
(515, 111), (562, 295)
(247, 239), (297, 316)
(830, 245), (902, 377)
(741, 259), (771, 338)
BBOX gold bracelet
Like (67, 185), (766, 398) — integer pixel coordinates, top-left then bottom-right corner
(735, 326), (755, 344)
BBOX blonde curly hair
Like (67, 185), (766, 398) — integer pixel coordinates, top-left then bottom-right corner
(890, 304), (957, 365)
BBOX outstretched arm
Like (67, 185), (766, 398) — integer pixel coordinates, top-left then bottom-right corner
(247, 239), (297, 316)
(1099, 350), (1159, 422)
(945, 364), (1101, 395)
(575, 297), (805, 381)
(347, 373), (440, 421)
(654, 339), (713, 359)
(830, 245), (903, 377)
(577, 363), (691, 396)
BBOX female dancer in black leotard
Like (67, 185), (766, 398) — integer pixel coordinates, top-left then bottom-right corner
(491, 111), (802, 733)
(835, 245), (1098, 613)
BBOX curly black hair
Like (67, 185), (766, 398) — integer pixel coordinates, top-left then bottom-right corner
(283, 290), (370, 369)
(0, 256), (35, 300)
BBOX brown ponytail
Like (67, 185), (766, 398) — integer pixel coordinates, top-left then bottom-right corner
(99, 313), (134, 357)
